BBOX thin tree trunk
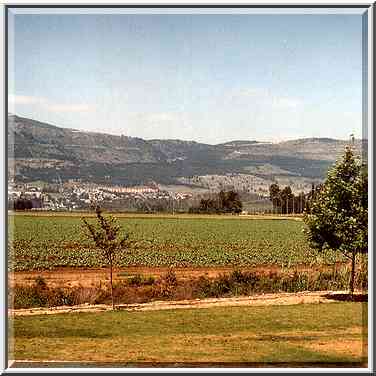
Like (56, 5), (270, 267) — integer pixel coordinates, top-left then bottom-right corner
(110, 258), (114, 310)
(350, 252), (356, 297)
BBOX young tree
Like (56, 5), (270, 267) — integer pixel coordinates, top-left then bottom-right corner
(303, 146), (368, 295)
(82, 206), (129, 310)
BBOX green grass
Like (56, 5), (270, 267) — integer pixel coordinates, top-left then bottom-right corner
(9, 214), (343, 271)
(11, 302), (367, 365)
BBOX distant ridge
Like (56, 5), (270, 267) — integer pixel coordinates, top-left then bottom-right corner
(8, 114), (366, 186)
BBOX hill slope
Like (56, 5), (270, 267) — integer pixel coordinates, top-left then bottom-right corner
(8, 114), (366, 190)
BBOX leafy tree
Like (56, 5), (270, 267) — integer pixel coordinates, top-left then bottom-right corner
(269, 183), (280, 202)
(197, 190), (242, 214)
(303, 147), (367, 295)
(270, 184), (310, 215)
(219, 190), (243, 213)
(199, 198), (218, 213)
(82, 206), (129, 309)
(14, 198), (33, 211)
(280, 186), (294, 214)
(269, 183), (281, 213)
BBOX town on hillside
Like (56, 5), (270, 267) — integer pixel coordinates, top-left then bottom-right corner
(8, 175), (318, 215)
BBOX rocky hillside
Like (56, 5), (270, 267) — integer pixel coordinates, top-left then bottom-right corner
(8, 114), (366, 189)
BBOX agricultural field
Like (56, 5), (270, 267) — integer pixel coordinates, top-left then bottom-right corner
(8, 213), (368, 369)
(8, 213), (344, 272)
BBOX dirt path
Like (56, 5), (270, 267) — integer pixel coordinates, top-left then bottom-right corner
(9, 290), (364, 317)
(10, 263), (350, 288)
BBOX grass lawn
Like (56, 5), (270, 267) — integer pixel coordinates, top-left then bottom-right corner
(11, 302), (367, 367)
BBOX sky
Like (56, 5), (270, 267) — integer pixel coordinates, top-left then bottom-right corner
(8, 10), (366, 144)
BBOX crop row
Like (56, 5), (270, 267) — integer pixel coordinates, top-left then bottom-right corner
(8, 215), (343, 271)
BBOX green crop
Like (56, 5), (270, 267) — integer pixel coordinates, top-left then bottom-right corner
(8, 215), (343, 271)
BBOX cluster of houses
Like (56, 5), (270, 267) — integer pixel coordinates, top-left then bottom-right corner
(7, 181), (194, 211)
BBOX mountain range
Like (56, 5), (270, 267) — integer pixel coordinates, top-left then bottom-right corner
(8, 114), (366, 191)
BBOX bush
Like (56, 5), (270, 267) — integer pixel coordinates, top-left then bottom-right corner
(356, 266), (368, 290)
(144, 276), (156, 285)
(35, 275), (47, 289)
(12, 285), (47, 309)
(127, 274), (156, 287)
(196, 276), (212, 298)
(164, 269), (177, 286)
(11, 266), (367, 309)
(210, 274), (232, 297)
(146, 270), (179, 299)
(11, 277), (105, 309)
(128, 274), (143, 286)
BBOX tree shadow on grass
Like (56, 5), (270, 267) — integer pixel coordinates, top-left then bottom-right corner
(322, 293), (368, 302)
(16, 328), (110, 339)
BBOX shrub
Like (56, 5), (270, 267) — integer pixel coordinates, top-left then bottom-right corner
(196, 276), (212, 298)
(11, 266), (367, 309)
(144, 276), (156, 285)
(128, 274), (143, 286)
(128, 274), (156, 287)
(357, 268), (368, 290)
(164, 269), (177, 286)
(35, 275), (47, 289)
(12, 285), (47, 309)
(210, 274), (232, 297)
(152, 270), (178, 298)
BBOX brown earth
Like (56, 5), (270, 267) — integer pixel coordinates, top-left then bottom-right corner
(9, 263), (350, 289)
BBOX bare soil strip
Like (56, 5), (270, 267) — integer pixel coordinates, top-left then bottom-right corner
(9, 290), (362, 316)
(10, 263), (350, 288)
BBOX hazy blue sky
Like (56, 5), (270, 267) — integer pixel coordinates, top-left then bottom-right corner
(8, 11), (365, 144)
